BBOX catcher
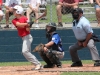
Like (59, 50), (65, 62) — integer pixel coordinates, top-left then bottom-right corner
(33, 22), (64, 68)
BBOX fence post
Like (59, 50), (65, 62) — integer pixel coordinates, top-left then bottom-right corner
(50, 0), (52, 22)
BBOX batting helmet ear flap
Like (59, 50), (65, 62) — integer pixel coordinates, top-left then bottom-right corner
(16, 10), (19, 14)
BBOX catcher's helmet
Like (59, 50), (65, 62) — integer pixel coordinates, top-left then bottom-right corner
(46, 22), (56, 28)
(46, 22), (56, 33)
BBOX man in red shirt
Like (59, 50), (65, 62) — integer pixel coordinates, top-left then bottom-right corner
(56, 0), (79, 27)
(0, 0), (4, 29)
(12, 5), (42, 70)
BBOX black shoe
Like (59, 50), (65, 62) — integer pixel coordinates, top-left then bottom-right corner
(58, 22), (63, 27)
(94, 61), (100, 66)
(57, 65), (62, 68)
(4, 25), (9, 28)
(43, 64), (55, 68)
(71, 61), (83, 67)
(56, 61), (62, 68)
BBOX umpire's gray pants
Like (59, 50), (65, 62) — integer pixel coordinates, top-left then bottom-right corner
(22, 34), (41, 66)
(69, 39), (100, 62)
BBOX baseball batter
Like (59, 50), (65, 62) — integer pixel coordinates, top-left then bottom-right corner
(12, 5), (42, 70)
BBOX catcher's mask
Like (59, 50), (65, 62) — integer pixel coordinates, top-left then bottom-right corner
(46, 22), (56, 33)
(71, 8), (83, 20)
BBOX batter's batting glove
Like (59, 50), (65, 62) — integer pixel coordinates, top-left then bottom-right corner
(27, 21), (34, 28)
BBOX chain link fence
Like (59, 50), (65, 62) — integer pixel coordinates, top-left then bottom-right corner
(1, 0), (97, 28)
(22, 0), (97, 25)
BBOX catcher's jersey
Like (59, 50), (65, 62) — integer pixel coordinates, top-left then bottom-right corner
(48, 32), (64, 52)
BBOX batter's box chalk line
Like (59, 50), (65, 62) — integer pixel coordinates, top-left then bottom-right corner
(38, 68), (100, 72)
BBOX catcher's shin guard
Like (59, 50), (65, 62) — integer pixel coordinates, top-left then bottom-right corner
(46, 51), (61, 66)
(39, 51), (53, 65)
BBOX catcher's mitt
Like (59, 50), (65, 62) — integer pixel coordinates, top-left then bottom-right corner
(33, 43), (44, 52)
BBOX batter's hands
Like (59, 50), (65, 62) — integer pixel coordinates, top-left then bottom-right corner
(27, 21), (34, 28)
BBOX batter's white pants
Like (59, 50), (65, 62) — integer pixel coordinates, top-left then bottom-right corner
(22, 34), (41, 66)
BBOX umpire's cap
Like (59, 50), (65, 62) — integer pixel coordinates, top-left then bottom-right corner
(46, 22), (56, 28)
(72, 8), (83, 14)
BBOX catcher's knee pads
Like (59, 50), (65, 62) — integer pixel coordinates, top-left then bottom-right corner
(39, 51), (53, 65)
(46, 51), (61, 66)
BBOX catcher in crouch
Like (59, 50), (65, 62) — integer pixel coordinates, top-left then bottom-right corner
(39, 22), (64, 68)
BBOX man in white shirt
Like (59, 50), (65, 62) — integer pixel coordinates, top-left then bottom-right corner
(4, 0), (21, 28)
(26, 0), (41, 28)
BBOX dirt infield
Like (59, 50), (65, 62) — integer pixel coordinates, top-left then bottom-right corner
(0, 64), (100, 75)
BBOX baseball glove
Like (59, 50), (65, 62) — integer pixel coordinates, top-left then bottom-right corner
(27, 21), (34, 28)
(33, 43), (44, 52)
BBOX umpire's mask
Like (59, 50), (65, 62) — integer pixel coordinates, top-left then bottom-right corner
(46, 22), (56, 33)
(71, 8), (83, 20)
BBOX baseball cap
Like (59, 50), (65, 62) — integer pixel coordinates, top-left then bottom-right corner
(13, 5), (24, 14)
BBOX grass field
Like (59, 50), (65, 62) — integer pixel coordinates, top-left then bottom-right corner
(0, 60), (93, 66)
(61, 72), (100, 75)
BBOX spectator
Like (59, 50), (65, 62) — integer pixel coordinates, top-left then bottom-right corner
(56, 0), (79, 27)
(94, 0), (100, 26)
(4, 0), (21, 28)
(26, 0), (41, 28)
(0, 0), (4, 29)
(89, 0), (94, 4)
(69, 8), (100, 67)
(35, 0), (47, 21)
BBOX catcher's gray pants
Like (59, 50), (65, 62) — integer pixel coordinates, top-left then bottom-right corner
(22, 34), (41, 66)
(51, 51), (64, 59)
(69, 39), (100, 62)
